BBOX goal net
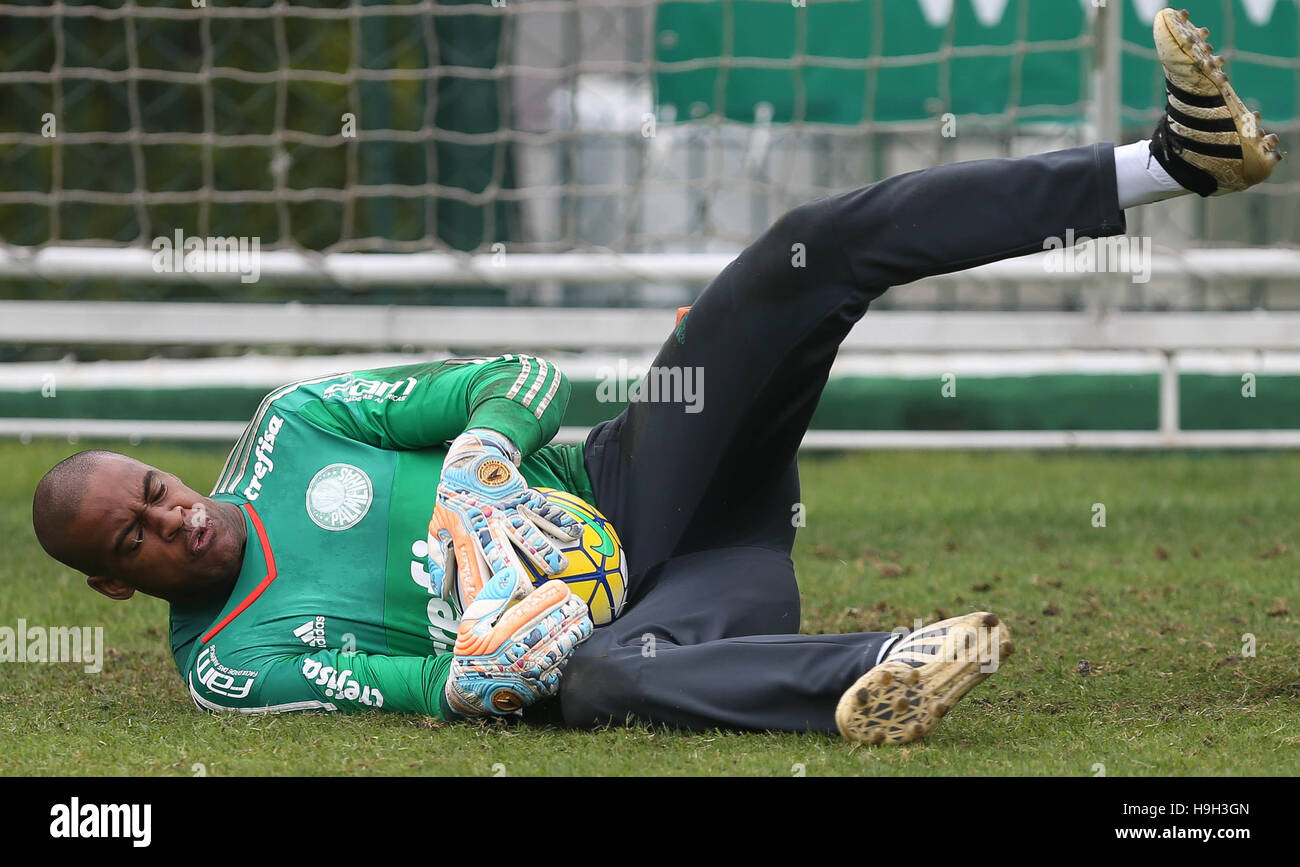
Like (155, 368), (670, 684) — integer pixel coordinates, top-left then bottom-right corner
(0, 0), (1296, 308)
(2, 1), (1299, 448)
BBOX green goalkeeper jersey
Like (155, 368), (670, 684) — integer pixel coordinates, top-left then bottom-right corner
(170, 355), (594, 718)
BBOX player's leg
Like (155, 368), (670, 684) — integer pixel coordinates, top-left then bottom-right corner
(559, 544), (1013, 739)
(559, 545), (899, 733)
(588, 7), (1283, 584)
(565, 6), (1278, 742)
(587, 140), (1127, 587)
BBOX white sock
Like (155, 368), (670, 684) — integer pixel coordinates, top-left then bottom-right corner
(1114, 140), (1188, 209)
(874, 632), (904, 667)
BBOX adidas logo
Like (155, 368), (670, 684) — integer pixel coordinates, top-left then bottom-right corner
(293, 616), (327, 648)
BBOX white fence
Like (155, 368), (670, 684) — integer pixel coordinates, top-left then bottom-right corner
(4, 247), (1300, 288)
(3, 300), (1298, 449)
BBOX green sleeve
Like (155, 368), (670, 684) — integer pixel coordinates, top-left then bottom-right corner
(293, 355), (571, 456)
(187, 644), (455, 718)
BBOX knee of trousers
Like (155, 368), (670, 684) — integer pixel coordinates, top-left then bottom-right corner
(740, 196), (855, 296)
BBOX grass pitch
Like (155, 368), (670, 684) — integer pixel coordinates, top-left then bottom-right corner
(2, 439), (1296, 776)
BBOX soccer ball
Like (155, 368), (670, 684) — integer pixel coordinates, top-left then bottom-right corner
(522, 488), (627, 626)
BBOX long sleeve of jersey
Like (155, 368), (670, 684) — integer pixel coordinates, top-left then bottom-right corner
(188, 643), (456, 717)
(290, 355), (571, 456)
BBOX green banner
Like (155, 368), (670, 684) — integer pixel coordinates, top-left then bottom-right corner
(655, 0), (1299, 126)
(6, 374), (1300, 432)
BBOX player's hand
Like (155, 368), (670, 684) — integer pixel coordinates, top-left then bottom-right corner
(443, 579), (593, 716)
(426, 429), (579, 614)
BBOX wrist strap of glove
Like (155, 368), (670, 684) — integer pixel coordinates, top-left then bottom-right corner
(456, 428), (522, 466)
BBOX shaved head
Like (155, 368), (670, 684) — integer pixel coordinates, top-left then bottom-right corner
(31, 449), (247, 605)
(32, 449), (121, 573)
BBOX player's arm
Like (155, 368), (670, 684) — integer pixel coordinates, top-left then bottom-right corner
(186, 644), (455, 717)
(290, 356), (591, 701)
(292, 354), (581, 581)
(293, 355), (571, 457)
(306, 357), (584, 620)
(187, 581), (591, 719)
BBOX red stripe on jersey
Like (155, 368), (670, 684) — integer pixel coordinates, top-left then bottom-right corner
(200, 503), (277, 645)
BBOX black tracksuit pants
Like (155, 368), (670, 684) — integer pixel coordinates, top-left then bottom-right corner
(561, 144), (1127, 733)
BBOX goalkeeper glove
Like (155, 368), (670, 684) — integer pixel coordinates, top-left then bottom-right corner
(443, 579), (593, 716)
(427, 429), (579, 620)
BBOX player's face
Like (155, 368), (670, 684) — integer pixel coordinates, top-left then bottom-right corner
(74, 455), (247, 605)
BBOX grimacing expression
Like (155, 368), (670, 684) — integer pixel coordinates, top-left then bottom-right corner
(73, 455), (247, 605)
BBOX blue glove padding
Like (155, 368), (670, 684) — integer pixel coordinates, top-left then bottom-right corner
(427, 429), (580, 614)
(443, 580), (594, 716)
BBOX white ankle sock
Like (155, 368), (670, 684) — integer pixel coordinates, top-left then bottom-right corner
(874, 632), (903, 667)
(1114, 140), (1188, 209)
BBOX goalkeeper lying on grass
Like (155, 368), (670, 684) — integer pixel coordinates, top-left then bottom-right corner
(31, 8), (1282, 744)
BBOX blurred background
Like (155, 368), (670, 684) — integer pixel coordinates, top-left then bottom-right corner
(1, 0), (1298, 451)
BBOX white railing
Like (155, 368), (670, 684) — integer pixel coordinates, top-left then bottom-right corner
(3, 301), (1300, 351)
(2, 301), (1299, 449)
(3, 246), (1300, 287)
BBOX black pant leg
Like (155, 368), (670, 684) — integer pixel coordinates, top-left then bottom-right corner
(559, 546), (892, 733)
(586, 144), (1126, 585)
(569, 146), (1125, 733)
